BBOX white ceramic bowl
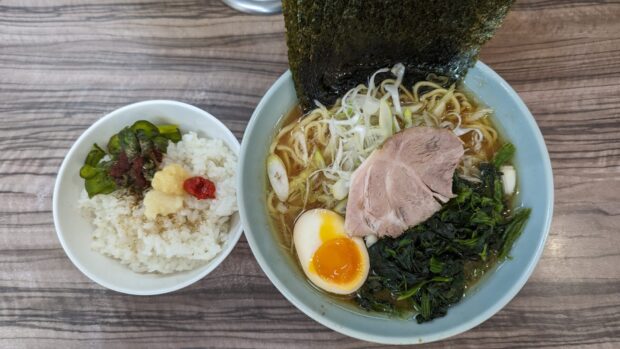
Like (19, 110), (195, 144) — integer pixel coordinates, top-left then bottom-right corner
(238, 62), (554, 344)
(53, 100), (242, 295)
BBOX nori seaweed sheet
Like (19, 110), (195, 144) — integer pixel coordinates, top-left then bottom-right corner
(283, 0), (515, 110)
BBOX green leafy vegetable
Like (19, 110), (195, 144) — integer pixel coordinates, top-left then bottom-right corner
(429, 256), (444, 274)
(493, 143), (516, 167)
(356, 143), (530, 323)
(499, 208), (531, 259)
(81, 120), (182, 198)
(397, 277), (452, 301)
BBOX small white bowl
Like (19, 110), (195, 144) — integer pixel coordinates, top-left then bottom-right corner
(53, 100), (242, 295)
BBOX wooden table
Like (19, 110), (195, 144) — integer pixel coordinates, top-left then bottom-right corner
(1, 0), (619, 348)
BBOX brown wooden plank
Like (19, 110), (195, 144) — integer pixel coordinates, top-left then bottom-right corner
(1, 0), (619, 347)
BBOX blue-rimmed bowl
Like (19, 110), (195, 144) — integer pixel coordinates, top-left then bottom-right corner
(238, 62), (553, 344)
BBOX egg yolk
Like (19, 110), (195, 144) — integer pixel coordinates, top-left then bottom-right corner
(311, 238), (362, 284)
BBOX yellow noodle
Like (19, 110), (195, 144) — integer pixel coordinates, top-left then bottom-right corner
(267, 78), (503, 246)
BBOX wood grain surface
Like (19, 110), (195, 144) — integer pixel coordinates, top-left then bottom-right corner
(1, 0), (619, 348)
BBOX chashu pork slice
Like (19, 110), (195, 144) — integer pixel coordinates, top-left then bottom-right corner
(345, 127), (464, 238)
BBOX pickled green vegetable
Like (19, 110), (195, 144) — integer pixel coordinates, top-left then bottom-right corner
(152, 135), (170, 152)
(85, 171), (116, 198)
(84, 144), (105, 166)
(157, 124), (182, 143)
(118, 128), (139, 158)
(136, 132), (154, 156)
(79, 164), (97, 179)
(80, 120), (181, 198)
(107, 134), (121, 155)
(130, 120), (159, 139)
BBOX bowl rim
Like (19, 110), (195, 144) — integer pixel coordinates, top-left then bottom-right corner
(53, 99), (243, 296)
(238, 62), (554, 344)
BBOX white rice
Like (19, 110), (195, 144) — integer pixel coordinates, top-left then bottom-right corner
(79, 132), (237, 274)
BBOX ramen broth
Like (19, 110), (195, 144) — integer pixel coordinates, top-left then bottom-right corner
(266, 76), (524, 320)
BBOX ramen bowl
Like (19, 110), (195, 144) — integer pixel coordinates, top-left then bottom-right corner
(238, 62), (553, 344)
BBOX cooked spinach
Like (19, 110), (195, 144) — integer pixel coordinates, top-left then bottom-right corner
(356, 143), (530, 323)
(493, 142), (515, 167)
(80, 120), (182, 198)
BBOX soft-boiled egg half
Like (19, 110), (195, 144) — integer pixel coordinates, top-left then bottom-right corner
(293, 209), (370, 295)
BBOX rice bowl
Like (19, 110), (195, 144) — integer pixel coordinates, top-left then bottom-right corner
(53, 100), (242, 295)
(79, 132), (238, 274)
